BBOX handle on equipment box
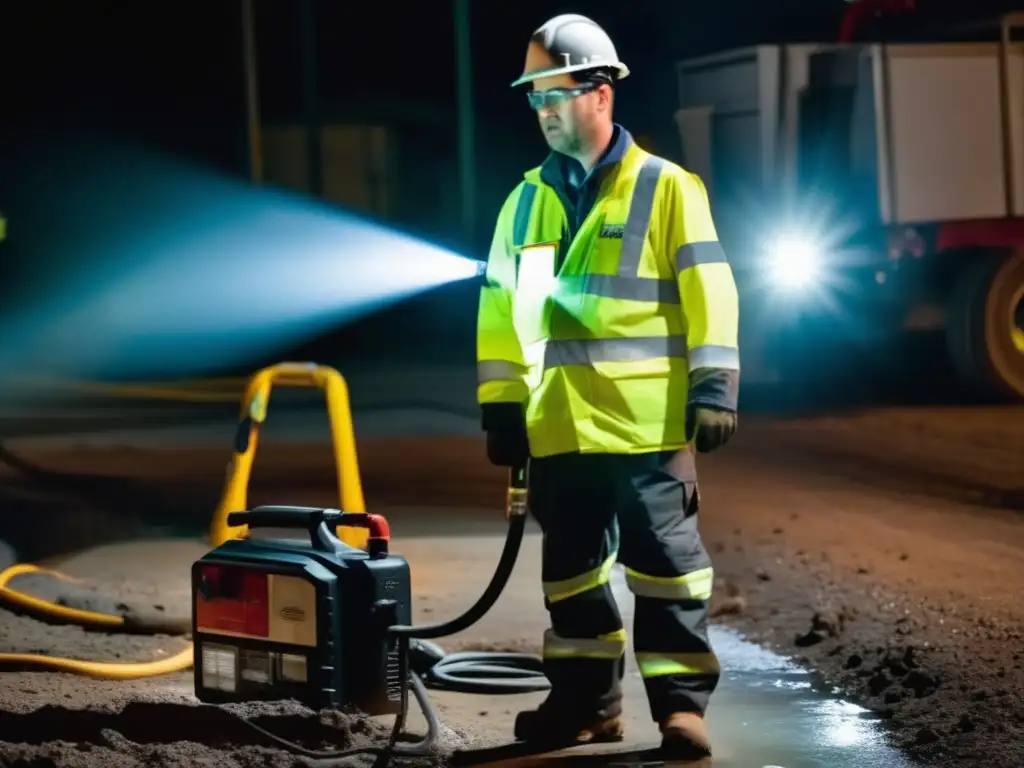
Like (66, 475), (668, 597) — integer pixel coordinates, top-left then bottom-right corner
(227, 506), (391, 557)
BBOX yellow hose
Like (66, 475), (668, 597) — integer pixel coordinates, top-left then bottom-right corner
(0, 563), (124, 628)
(0, 646), (194, 679)
(0, 563), (193, 678)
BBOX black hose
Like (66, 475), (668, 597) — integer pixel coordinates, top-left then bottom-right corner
(417, 644), (548, 694)
(389, 513), (528, 640)
(409, 638), (547, 694)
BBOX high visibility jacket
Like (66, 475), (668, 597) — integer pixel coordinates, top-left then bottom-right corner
(476, 139), (739, 458)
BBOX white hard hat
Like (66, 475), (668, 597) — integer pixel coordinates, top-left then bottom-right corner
(511, 14), (630, 88)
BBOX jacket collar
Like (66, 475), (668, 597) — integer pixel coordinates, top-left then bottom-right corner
(536, 123), (634, 189)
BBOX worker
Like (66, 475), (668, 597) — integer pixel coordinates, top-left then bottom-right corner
(475, 13), (740, 761)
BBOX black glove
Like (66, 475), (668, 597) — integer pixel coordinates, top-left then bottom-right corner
(481, 402), (530, 468)
(687, 366), (739, 454)
(687, 405), (737, 453)
(486, 427), (530, 467)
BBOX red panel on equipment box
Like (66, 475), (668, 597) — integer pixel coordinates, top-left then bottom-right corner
(196, 565), (269, 638)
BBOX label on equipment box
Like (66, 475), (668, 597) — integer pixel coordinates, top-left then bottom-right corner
(196, 568), (318, 647)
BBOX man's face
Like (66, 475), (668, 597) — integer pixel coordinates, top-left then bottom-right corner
(530, 73), (608, 156)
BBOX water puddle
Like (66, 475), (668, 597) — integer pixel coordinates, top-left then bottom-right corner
(701, 626), (913, 767)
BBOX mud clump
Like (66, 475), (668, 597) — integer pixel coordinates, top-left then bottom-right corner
(854, 646), (938, 700)
(709, 579), (746, 619)
(913, 727), (941, 747)
(901, 669), (939, 699)
(794, 608), (850, 647)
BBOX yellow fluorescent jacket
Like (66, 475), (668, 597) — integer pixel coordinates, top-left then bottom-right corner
(476, 141), (740, 458)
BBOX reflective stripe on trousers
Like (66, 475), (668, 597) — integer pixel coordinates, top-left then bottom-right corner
(543, 627), (627, 660)
(542, 554), (616, 604)
(625, 566), (714, 600)
(635, 651), (721, 678)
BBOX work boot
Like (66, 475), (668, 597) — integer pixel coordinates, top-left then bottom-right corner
(514, 700), (625, 748)
(659, 712), (712, 760)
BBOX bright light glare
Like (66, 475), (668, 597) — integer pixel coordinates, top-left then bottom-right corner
(765, 234), (821, 290)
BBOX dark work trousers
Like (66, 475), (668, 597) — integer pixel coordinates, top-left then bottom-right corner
(527, 449), (720, 722)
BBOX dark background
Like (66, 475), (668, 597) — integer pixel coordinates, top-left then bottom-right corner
(2, 0), (1022, 378)
(3, 1), (849, 185)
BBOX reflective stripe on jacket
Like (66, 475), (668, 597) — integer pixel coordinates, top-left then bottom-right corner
(477, 140), (739, 457)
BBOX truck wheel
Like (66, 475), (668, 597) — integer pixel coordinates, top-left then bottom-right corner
(946, 248), (1024, 401)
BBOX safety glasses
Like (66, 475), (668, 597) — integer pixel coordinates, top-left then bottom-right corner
(526, 82), (599, 110)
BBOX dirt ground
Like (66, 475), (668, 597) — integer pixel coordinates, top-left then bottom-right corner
(1, 413), (1023, 767)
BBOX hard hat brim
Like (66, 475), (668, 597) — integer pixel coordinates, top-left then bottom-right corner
(511, 60), (630, 88)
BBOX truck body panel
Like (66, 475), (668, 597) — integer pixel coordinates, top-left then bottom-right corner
(870, 42), (1024, 223)
(673, 32), (1024, 398)
(674, 40), (1024, 267)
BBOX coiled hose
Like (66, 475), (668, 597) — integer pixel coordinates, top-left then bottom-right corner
(411, 639), (547, 694)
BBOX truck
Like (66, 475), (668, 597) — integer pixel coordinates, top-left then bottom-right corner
(673, 8), (1024, 401)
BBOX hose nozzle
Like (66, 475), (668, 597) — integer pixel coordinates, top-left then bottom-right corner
(506, 465), (528, 519)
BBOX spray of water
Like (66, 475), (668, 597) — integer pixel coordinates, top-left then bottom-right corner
(0, 141), (481, 385)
